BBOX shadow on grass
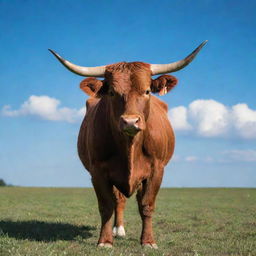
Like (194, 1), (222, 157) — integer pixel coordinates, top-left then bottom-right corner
(0, 220), (95, 242)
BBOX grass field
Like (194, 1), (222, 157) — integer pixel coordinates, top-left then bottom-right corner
(0, 187), (255, 256)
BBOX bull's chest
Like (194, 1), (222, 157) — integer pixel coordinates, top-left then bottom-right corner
(107, 154), (151, 197)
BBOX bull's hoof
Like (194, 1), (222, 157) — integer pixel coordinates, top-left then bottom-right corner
(98, 243), (113, 248)
(142, 243), (158, 249)
(113, 226), (126, 237)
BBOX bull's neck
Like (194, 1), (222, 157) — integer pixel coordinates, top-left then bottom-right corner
(112, 128), (144, 166)
(106, 101), (150, 196)
(112, 128), (146, 196)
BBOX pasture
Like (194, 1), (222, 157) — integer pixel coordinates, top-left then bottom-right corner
(0, 187), (255, 256)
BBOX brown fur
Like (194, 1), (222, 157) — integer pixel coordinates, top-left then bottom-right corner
(78, 62), (176, 246)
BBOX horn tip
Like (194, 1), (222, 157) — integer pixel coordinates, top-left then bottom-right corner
(195, 40), (208, 52)
(202, 40), (208, 46)
(48, 49), (62, 61)
(48, 49), (56, 55)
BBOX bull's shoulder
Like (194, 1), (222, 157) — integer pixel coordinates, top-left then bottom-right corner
(150, 95), (168, 113)
(144, 96), (174, 165)
(148, 96), (172, 133)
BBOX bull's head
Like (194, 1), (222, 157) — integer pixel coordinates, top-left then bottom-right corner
(49, 41), (207, 137)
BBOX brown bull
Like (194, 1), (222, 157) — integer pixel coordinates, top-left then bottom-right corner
(49, 41), (207, 248)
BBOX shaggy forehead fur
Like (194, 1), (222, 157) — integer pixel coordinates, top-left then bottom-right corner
(105, 62), (152, 95)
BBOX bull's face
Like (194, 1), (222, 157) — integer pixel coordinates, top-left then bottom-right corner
(79, 62), (178, 137)
(105, 64), (151, 137)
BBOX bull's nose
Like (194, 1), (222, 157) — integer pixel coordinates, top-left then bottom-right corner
(120, 115), (141, 136)
(122, 117), (140, 126)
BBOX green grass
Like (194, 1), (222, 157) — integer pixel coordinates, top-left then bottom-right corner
(0, 187), (255, 256)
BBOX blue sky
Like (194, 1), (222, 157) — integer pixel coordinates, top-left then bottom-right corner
(0, 0), (255, 187)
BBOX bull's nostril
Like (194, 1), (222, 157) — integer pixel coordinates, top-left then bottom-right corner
(124, 118), (139, 126)
(120, 115), (142, 136)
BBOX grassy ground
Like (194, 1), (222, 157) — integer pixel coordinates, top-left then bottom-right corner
(0, 187), (255, 256)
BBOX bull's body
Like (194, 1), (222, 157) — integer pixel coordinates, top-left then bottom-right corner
(49, 41), (206, 248)
(78, 95), (174, 198)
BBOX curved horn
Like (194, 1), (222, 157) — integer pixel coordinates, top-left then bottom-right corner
(48, 49), (106, 77)
(150, 40), (208, 75)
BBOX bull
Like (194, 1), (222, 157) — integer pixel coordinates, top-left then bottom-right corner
(49, 41), (207, 248)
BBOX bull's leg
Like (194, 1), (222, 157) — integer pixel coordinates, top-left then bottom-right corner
(113, 187), (126, 237)
(136, 166), (164, 249)
(92, 176), (115, 247)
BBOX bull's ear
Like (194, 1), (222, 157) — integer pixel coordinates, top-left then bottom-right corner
(80, 78), (108, 97)
(151, 75), (178, 96)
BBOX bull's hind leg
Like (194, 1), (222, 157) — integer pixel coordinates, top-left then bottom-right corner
(136, 166), (164, 249)
(92, 175), (115, 247)
(113, 187), (126, 237)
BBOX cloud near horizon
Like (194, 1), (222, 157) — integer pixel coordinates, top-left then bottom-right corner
(2, 96), (256, 139)
(173, 150), (256, 164)
(221, 149), (256, 163)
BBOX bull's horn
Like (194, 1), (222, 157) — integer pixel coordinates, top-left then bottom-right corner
(48, 49), (106, 77)
(150, 40), (208, 75)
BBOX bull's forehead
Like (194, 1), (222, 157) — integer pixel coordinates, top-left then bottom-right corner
(105, 62), (151, 94)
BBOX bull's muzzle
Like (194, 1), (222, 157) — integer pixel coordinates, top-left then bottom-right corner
(120, 115), (142, 137)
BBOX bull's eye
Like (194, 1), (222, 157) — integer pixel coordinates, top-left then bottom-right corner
(145, 89), (150, 95)
(109, 90), (114, 97)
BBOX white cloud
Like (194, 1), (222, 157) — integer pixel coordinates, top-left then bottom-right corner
(172, 155), (214, 163)
(188, 99), (230, 137)
(185, 156), (198, 162)
(172, 150), (256, 164)
(232, 104), (256, 139)
(169, 99), (256, 139)
(171, 154), (199, 163)
(1, 95), (85, 123)
(168, 106), (192, 131)
(172, 151), (256, 164)
(221, 150), (256, 163)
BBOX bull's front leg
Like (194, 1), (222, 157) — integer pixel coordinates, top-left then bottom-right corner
(92, 174), (115, 248)
(136, 165), (164, 249)
(113, 187), (126, 237)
